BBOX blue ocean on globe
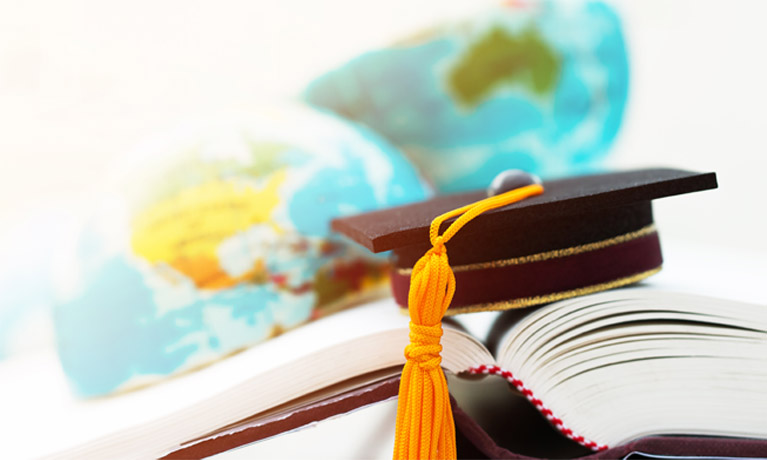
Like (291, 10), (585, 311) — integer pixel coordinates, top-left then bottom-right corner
(54, 106), (430, 397)
(305, 0), (629, 193)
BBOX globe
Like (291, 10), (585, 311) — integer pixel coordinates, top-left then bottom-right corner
(305, 0), (629, 193)
(54, 106), (430, 397)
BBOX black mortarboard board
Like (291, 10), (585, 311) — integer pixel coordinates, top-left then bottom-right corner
(332, 168), (718, 314)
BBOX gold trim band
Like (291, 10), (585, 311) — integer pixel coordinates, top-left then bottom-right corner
(443, 267), (662, 316)
(395, 224), (657, 275)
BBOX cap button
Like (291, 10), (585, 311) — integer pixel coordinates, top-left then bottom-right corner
(487, 170), (542, 197)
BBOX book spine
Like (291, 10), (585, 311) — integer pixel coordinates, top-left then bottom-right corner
(468, 365), (608, 452)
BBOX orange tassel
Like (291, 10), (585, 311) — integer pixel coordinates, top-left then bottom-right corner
(393, 184), (544, 460)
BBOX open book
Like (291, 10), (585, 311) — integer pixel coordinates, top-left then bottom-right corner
(16, 288), (767, 459)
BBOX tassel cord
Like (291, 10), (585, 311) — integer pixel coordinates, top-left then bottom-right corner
(393, 184), (544, 460)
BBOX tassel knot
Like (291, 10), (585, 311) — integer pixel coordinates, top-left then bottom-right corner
(405, 323), (443, 371)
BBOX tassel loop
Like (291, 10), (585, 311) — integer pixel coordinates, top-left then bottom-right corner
(430, 236), (446, 254)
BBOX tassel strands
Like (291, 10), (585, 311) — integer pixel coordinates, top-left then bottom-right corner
(393, 184), (544, 460)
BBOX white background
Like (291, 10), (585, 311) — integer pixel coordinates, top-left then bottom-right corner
(0, 0), (765, 250)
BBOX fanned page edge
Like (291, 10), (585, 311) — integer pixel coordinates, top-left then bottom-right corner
(38, 298), (493, 460)
(481, 287), (767, 450)
(464, 364), (609, 451)
(161, 326), (498, 459)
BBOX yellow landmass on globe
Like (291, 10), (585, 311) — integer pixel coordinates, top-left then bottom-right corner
(131, 171), (285, 289)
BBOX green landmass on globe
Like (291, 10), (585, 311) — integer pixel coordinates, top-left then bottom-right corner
(304, 0), (629, 193)
(134, 141), (292, 211)
(448, 26), (562, 108)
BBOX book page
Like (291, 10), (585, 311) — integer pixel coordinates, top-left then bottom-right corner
(1, 298), (409, 459)
(492, 288), (767, 447)
(1, 296), (494, 460)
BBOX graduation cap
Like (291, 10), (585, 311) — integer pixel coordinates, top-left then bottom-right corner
(331, 168), (717, 459)
(333, 168), (718, 315)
